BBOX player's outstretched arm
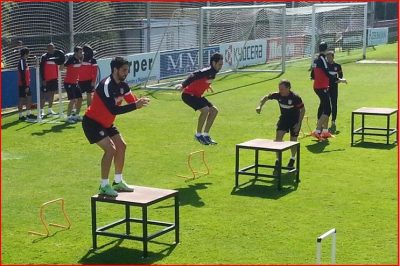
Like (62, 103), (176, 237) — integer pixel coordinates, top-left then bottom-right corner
(256, 95), (269, 114)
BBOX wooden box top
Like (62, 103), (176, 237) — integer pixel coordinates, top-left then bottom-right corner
(353, 107), (397, 115)
(92, 185), (178, 206)
(236, 138), (299, 151)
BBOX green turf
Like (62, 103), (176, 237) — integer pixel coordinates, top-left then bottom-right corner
(1, 43), (397, 264)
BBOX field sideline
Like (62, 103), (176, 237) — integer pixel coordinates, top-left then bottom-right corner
(1, 43), (398, 264)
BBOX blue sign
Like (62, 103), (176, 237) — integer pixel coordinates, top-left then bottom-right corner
(2, 68), (38, 108)
(160, 46), (219, 79)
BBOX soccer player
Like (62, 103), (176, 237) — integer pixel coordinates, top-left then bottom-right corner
(82, 57), (150, 197)
(17, 47), (36, 121)
(310, 42), (337, 140)
(178, 53), (223, 145)
(78, 45), (97, 107)
(325, 51), (347, 133)
(256, 79), (305, 168)
(39, 43), (60, 117)
(64, 46), (83, 123)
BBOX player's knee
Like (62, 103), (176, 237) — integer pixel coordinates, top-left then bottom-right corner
(210, 106), (218, 115)
(199, 106), (210, 114)
(116, 141), (126, 152)
(104, 145), (117, 156)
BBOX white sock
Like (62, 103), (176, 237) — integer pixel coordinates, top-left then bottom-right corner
(40, 109), (45, 115)
(195, 132), (202, 137)
(315, 129), (321, 134)
(100, 179), (109, 188)
(290, 156), (296, 160)
(322, 129), (329, 133)
(203, 132), (209, 136)
(114, 174), (123, 183)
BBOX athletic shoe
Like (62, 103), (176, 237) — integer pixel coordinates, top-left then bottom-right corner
(18, 116), (26, 121)
(194, 134), (209, 145)
(48, 109), (57, 115)
(329, 124), (336, 134)
(311, 131), (322, 141)
(98, 184), (118, 197)
(66, 117), (76, 123)
(204, 135), (218, 145)
(112, 180), (134, 192)
(73, 115), (83, 122)
(287, 158), (295, 169)
(27, 114), (37, 119)
(321, 131), (334, 139)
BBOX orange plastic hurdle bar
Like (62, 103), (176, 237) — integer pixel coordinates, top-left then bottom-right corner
(177, 150), (210, 181)
(28, 198), (71, 237)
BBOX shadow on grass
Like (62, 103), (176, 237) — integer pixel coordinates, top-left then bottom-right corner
(351, 141), (397, 150)
(305, 140), (345, 154)
(176, 182), (212, 208)
(1, 119), (22, 130)
(30, 122), (78, 136)
(231, 173), (298, 200)
(79, 238), (177, 264)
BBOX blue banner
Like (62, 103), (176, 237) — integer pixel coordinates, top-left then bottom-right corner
(2, 69), (38, 108)
(160, 46), (219, 79)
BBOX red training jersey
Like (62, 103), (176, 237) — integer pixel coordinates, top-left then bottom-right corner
(182, 66), (218, 97)
(64, 55), (81, 84)
(85, 75), (138, 128)
(311, 54), (336, 89)
(40, 52), (59, 81)
(79, 58), (97, 83)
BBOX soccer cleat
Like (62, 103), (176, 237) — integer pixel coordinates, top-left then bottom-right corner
(66, 117), (76, 123)
(287, 158), (295, 169)
(204, 135), (218, 145)
(98, 184), (118, 197)
(112, 180), (134, 192)
(18, 116), (26, 121)
(26, 114), (37, 119)
(194, 134), (209, 145)
(48, 109), (57, 115)
(329, 124), (336, 134)
(73, 115), (83, 122)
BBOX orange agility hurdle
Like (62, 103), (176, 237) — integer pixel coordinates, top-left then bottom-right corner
(28, 198), (71, 237)
(177, 150), (210, 182)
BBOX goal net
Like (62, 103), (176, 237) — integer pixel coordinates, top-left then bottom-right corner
(143, 4), (287, 90)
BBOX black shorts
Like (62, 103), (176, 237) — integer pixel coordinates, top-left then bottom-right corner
(65, 83), (82, 100)
(82, 115), (119, 144)
(277, 115), (300, 137)
(181, 93), (213, 111)
(78, 80), (94, 93)
(42, 79), (58, 92)
(314, 88), (331, 117)
(18, 86), (32, 98)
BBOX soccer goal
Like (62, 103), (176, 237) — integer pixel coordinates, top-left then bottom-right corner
(310, 2), (368, 64)
(143, 4), (287, 90)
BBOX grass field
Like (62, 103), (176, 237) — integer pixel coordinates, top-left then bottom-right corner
(1, 43), (398, 264)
